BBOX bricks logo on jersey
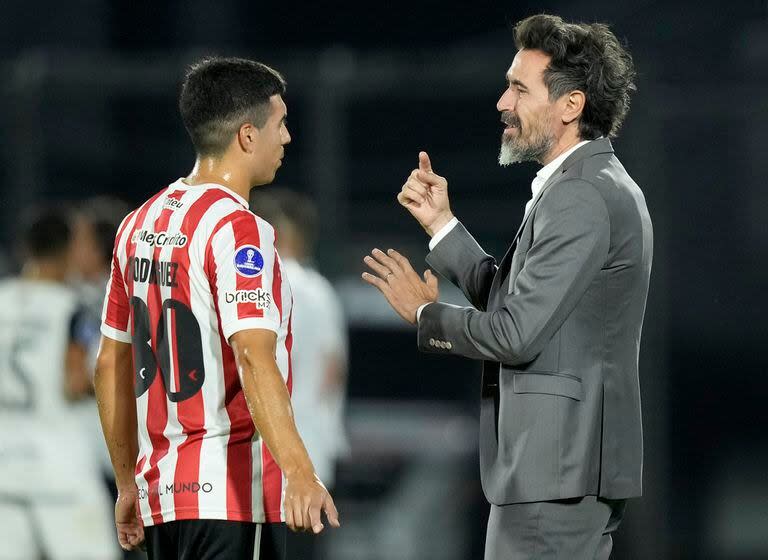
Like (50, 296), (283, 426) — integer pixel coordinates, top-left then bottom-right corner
(131, 228), (188, 248)
(224, 288), (272, 309)
(234, 245), (264, 277)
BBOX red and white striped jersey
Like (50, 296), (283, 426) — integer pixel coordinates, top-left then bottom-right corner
(100, 179), (293, 526)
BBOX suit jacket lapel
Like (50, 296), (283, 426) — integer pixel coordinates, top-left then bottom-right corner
(488, 138), (615, 300)
(489, 166), (567, 298)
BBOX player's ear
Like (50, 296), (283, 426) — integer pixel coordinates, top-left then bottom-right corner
(237, 122), (259, 153)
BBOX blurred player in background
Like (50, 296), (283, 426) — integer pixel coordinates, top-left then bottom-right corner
(70, 197), (133, 370)
(0, 209), (119, 560)
(69, 196), (145, 559)
(95, 57), (338, 560)
(251, 189), (349, 560)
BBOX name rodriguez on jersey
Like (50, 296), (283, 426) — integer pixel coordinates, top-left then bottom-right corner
(128, 256), (179, 288)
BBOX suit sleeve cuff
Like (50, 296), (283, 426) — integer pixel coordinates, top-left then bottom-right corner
(428, 217), (460, 250)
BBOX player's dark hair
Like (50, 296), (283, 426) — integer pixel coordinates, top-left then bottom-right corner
(514, 14), (636, 139)
(179, 56), (286, 156)
(22, 208), (71, 260)
(250, 189), (318, 254)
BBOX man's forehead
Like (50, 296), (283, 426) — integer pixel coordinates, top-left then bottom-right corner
(268, 94), (287, 117)
(506, 49), (550, 81)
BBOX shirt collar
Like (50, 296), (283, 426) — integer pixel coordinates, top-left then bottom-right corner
(170, 178), (250, 208)
(531, 139), (592, 197)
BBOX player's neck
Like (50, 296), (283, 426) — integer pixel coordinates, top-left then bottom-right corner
(21, 260), (67, 283)
(184, 156), (252, 203)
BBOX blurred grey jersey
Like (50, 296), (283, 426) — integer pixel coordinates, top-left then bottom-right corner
(0, 278), (119, 559)
(283, 259), (349, 485)
(0, 278), (78, 419)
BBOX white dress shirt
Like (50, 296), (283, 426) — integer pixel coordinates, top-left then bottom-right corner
(417, 140), (593, 322)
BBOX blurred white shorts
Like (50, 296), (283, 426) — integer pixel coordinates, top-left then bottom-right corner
(0, 495), (120, 560)
(0, 423), (119, 560)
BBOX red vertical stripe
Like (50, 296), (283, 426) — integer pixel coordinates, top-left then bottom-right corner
(206, 225), (255, 520)
(123, 189), (168, 523)
(136, 455), (147, 475)
(141, 191), (177, 524)
(235, 213), (265, 319)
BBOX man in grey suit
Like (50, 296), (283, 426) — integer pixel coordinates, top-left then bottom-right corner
(362, 14), (652, 559)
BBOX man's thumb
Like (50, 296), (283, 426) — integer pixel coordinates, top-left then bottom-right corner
(419, 151), (433, 173)
(424, 269), (438, 288)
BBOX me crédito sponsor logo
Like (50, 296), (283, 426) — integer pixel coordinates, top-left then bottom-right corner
(137, 481), (214, 500)
(131, 229), (188, 248)
(224, 288), (272, 309)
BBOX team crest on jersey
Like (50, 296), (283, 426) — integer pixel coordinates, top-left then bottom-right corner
(234, 245), (264, 277)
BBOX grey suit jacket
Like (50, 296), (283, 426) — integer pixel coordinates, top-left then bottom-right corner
(418, 138), (652, 505)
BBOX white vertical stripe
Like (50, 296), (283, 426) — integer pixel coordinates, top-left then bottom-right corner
(252, 523), (262, 560)
(115, 211), (138, 273)
(189, 197), (242, 517)
(155, 187), (208, 521)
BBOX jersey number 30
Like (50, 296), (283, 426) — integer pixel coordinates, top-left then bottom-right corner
(131, 297), (205, 402)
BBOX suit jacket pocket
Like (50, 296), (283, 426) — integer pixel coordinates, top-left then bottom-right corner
(512, 371), (583, 401)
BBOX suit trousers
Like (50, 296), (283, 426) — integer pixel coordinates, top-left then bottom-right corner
(484, 495), (626, 560)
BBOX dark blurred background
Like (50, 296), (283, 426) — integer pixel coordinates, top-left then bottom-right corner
(1, 1), (767, 558)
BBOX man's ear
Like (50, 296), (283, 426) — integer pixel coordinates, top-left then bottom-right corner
(561, 90), (586, 125)
(237, 122), (259, 153)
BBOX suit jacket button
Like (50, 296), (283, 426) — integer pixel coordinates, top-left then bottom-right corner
(446, 342), (452, 350)
(429, 338), (435, 347)
(438, 341), (446, 349)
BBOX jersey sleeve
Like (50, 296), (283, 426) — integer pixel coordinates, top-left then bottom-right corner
(100, 251), (132, 343)
(100, 214), (134, 344)
(206, 210), (282, 342)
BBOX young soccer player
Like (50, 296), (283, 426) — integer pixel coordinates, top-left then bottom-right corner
(95, 57), (339, 560)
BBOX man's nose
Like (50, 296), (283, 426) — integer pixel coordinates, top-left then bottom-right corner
(497, 89), (515, 113)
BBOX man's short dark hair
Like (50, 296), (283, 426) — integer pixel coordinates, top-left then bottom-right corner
(514, 14), (636, 139)
(179, 57), (286, 156)
(22, 208), (71, 260)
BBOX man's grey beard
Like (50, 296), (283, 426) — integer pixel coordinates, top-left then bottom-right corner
(498, 130), (555, 166)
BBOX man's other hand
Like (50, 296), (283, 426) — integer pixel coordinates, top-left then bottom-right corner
(284, 472), (340, 534)
(362, 248), (439, 324)
(114, 486), (144, 551)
